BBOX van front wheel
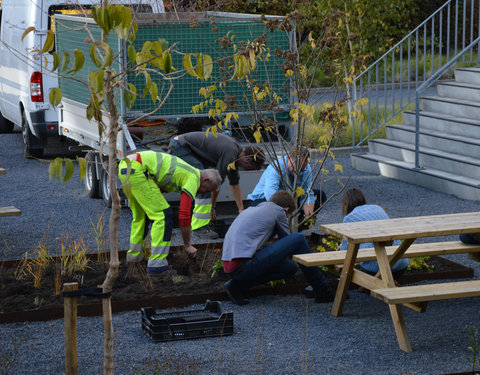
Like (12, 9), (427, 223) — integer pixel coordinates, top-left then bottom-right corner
(22, 112), (43, 158)
(99, 167), (112, 208)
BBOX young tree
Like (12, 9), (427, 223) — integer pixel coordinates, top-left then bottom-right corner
(34, 3), (212, 373)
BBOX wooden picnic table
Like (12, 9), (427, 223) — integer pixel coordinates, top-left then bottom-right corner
(318, 211), (480, 352)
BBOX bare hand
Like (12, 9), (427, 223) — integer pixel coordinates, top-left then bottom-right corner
(210, 208), (217, 221)
(185, 245), (198, 258)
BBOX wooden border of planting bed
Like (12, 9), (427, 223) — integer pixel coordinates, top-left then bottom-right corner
(0, 242), (474, 324)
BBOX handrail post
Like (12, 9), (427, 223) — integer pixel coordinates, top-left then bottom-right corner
(415, 92), (420, 170)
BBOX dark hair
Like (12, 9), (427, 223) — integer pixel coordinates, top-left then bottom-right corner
(289, 145), (310, 163)
(269, 190), (297, 212)
(341, 188), (367, 216)
(243, 146), (266, 169)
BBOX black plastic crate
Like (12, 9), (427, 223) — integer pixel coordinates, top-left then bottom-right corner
(141, 300), (234, 342)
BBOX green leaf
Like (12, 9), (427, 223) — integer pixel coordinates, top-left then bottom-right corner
(48, 161), (56, 180)
(149, 81), (158, 103)
(21, 26), (35, 42)
(203, 54), (213, 80)
(70, 49), (85, 73)
(89, 44), (101, 68)
(77, 157), (87, 180)
(49, 88), (62, 107)
(194, 53), (204, 80)
(53, 157), (63, 182)
(51, 52), (60, 72)
(100, 44), (113, 69)
(128, 22), (137, 43)
(64, 158), (74, 183)
(88, 70), (104, 94)
(86, 102), (95, 121)
(123, 82), (137, 109)
(60, 51), (71, 72)
(164, 54), (172, 74)
(183, 54), (197, 77)
(127, 45), (136, 66)
(142, 72), (152, 98)
(41, 30), (55, 53)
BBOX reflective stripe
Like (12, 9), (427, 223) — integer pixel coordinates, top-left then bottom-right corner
(148, 258), (168, 268)
(130, 243), (143, 252)
(193, 212), (211, 220)
(127, 250), (142, 257)
(195, 198), (211, 205)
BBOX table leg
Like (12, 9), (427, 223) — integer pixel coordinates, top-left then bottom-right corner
(374, 242), (412, 352)
(331, 243), (359, 317)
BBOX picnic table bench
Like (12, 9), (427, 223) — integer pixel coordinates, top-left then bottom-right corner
(0, 168), (21, 217)
(294, 212), (480, 352)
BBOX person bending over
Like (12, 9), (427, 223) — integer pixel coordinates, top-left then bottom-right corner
(169, 131), (265, 231)
(118, 151), (221, 274)
(247, 146), (326, 228)
(221, 190), (335, 305)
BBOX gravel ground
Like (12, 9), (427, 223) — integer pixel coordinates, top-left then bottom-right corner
(1, 131), (480, 374)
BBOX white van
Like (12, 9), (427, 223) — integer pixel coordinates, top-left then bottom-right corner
(0, 0), (164, 157)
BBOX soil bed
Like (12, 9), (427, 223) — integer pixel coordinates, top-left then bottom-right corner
(0, 241), (473, 323)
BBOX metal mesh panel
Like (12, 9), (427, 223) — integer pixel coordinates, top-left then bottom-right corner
(56, 14), (292, 118)
(56, 18), (120, 107)
(130, 16), (292, 117)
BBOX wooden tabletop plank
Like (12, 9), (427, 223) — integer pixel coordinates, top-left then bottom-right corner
(319, 212), (480, 243)
(0, 206), (21, 217)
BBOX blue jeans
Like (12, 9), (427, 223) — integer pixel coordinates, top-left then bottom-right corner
(228, 233), (328, 292)
(460, 233), (480, 244)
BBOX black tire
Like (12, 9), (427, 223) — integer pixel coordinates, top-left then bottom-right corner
(99, 166), (112, 208)
(0, 112), (14, 133)
(22, 112), (43, 158)
(84, 152), (100, 198)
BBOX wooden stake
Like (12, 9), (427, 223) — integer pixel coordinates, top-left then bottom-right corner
(64, 282), (78, 375)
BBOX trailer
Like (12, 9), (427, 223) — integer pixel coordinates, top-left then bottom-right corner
(54, 11), (295, 207)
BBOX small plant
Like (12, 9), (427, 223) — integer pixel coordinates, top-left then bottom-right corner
(59, 233), (90, 276)
(407, 256), (434, 272)
(465, 323), (480, 373)
(210, 259), (223, 278)
(15, 245), (52, 288)
(172, 274), (185, 284)
(90, 210), (108, 266)
(269, 279), (286, 287)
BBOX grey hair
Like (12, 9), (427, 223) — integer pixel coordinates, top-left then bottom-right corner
(201, 169), (222, 192)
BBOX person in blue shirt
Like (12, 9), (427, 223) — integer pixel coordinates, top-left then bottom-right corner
(338, 188), (410, 279)
(247, 146), (325, 227)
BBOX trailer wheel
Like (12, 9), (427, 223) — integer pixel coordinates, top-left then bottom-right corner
(84, 152), (100, 198)
(100, 167), (112, 208)
(22, 112), (43, 158)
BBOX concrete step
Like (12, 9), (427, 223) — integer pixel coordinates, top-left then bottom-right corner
(454, 67), (480, 85)
(403, 110), (480, 137)
(437, 80), (480, 102)
(386, 124), (480, 157)
(420, 96), (480, 120)
(351, 152), (480, 201)
(368, 138), (480, 179)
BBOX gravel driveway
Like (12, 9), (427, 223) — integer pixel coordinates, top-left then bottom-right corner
(1, 131), (480, 374)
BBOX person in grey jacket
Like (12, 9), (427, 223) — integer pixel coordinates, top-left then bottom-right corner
(221, 190), (335, 305)
(169, 131), (265, 231)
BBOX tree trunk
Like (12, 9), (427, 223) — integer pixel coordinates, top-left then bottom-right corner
(100, 10), (121, 373)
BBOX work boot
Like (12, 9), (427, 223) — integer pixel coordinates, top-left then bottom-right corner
(314, 285), (337, 303)
(224, 280), (249, 306)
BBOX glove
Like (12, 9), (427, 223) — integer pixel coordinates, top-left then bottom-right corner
(126, 251), (144, 264)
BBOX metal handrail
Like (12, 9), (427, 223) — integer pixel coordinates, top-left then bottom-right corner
(351, 0), (480, 150)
